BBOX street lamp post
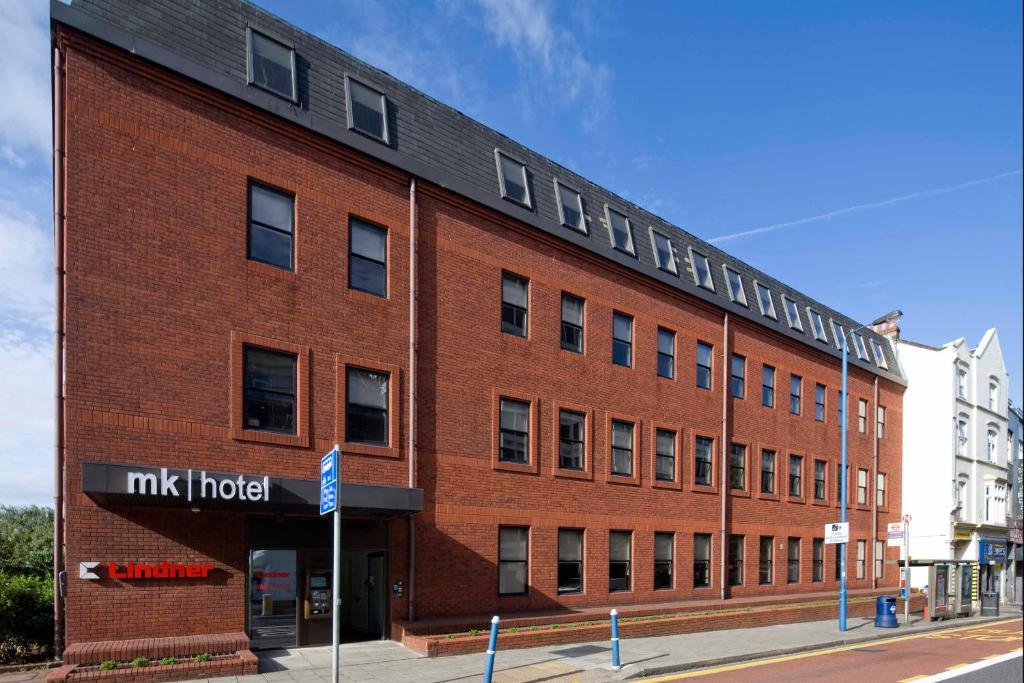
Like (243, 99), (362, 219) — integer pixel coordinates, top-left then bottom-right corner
(839, 310), (901, 632)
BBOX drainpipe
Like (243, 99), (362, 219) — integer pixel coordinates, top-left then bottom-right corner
(872, 375), (878, 590)
(720, 313), (729, 601)
(52, 42), (67, 660)
(407, 177), (417, 622)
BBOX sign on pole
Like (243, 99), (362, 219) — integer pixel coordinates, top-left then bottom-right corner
(320, 448), (338, 516)
(887, 522), (904, 547)
(824, 522), (849, 545)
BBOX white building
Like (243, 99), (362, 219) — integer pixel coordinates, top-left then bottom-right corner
(893, 326), (1010, 598)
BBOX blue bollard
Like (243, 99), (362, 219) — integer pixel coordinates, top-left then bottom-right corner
(482, 615), (500, 683)
(610, 608), (621, 670)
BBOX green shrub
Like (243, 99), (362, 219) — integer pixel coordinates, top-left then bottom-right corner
(528, 625), (540, 631)
(549, 623), (560, 629)
(0, 507), (53, 578)
(467, 629), (480, 637)
(507, 627), (519, 634)
(193, 653), (212, 662)
(131, 657), (150, 668)
(443, 634), (456, 640)
(0, 572), (54, 664)
(158, 656), (177, 666)
(99, 660), (117, 671)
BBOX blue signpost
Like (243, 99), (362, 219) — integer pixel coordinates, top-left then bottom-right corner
(320, 446), (340, 683)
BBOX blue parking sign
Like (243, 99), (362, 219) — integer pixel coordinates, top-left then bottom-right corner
(320, 447), (338, 515)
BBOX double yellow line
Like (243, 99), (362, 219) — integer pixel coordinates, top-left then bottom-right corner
(641, 617), (1022, 681)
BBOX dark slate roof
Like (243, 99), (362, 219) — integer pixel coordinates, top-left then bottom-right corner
(51, 0), (905, 384)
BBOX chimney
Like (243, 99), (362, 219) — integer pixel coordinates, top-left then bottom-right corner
(871, 313), (902, 342)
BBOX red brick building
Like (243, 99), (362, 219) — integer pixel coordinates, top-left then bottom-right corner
(50, 0), (905, 655)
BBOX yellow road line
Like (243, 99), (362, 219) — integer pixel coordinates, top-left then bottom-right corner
(640, 618), (1022, 682)
(944, 663), (969, 670)
(896, 676), (927, 682)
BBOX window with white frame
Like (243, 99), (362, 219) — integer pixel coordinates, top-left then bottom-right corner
(724, 266), (747, 306)
(987, 429), (997, 462)
(554, 181), (585, 233)
(956, 419), (968, 455)
(605, 207), (635, 255)
(650, 229), (678, 274)
(989, 381), (999, 411)
(248, 28), (296, 101)
(808, 309), (827, 342)
(690, 249), (714, 290)
(755, 282), (777, 319)
(495, 151), (532, 208)
(782, 296), (803, 331)
(830, 320), (846, 350)
(985, 484), (993, 523)
(957, 366), (968, 398)
(995, 483), (1006, 520)
(955, 480), (967, 520)
(853, 333), (869, 361)
(877, 405), (886, 438)
(346, 76), (390, 143)
(870, 339), (888, 369)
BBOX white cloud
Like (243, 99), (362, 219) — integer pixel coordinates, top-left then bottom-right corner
(0, 0), (51, 163)
(0, 327), (53, 507)
(0, 197), (53, 331)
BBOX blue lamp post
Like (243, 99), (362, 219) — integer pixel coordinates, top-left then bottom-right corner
(839, 310), (900, 632)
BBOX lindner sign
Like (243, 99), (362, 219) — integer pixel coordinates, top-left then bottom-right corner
(126, 467), (270, 503)
(80, 561), (215, 580)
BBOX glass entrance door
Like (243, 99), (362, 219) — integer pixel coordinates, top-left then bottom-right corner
(249, 549), (298, 649)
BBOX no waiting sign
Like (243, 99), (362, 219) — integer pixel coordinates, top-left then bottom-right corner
(887, 522), (905, 547)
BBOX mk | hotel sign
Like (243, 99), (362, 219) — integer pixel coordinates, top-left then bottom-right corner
(128, 467), (270, 503)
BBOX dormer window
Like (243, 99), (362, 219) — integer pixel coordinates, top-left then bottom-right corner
(495, 150), (532, 208)
(346, 76), (389, 143)
(830, 320), (846, 350)
(690, 249), (714, 291)
(650, 229), (678, 274)
(724, 266), (747, 306)
(853, 333), (869, 361)
(247, 28), (296, 101)
(605, 207), (635, 255)
(755, 282), (777, 320)
(808, 309), (827, 342)
(555, 180), (585, 233)
(782, 296), (803, 332)
(870, 339), (888, 369)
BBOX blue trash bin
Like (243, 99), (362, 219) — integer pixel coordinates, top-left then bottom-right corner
(874, 595), (898, 628)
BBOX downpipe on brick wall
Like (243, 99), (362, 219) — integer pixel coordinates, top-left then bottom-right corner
(407, 176), (417, 621)
(720, 313), (729, 601)
(52, 41), (67, 660)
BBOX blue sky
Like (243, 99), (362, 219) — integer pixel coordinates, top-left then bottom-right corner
(0, 0), (1020, 506)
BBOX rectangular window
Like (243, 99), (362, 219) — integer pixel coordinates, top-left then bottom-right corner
(654, 533), (674, 590)
(248, 29), (295, 100)
(809, 309), (827, 342)
(762, 365), (775, 407)
(724, 266), (748, 306)
(695, 437), (714, 486)
(560, 294), (584, 353)
(557, 529), (583, 594)
(347, 77), (389, 143)
(657, 328), (675, 379)
(656, 428), (677, 482)
(877, 406), (886, 438)
(875, 540), (884, 579)
(728, 535), (744, 586)
(871, 339), (888, 369)
(609, 531), (632, 592)
(876, 473), (886, 507)
(345, 367), (390, 445)
(690, 250), (715, 290)
(790, 375), (802, 415)
(812, 539), (824, 582)
(783, 296), (803, 331)
(853, 333), (869, 361)
(555, 181), (585, 233)
(498, 526), (528, 595)
(651, 230), (678, 274)
(789, 455), (802, 497)
(611, 420), (634, 476)
(496, 151), (532, 208)
(498, 398), (530, 463)
(759, 536), (774, 585)
(558, 410), (586, 471)
(787, 538), (800, 583)
(248, 182), (294, 270)
(697, 341), (713, 390)
(956, 420), (968, 455)
(957, 367), (967, 398)
(856, 540), (866, 580)
(989, 383), (998, 411)
(606, 207), (635, 255)
(835, 544), (842, 581)
(501, 272), (529, 337)
(243, 346), (297, 433)
(693, 534), (712, 588)
(857, 469), (868, 505)
(814, 383), (826, 422)
(858, 399), (868, 433)
(612, 313), (633, 367)
(755, 282), (777, 319)
(348, 218), (387, 296)
(730, 354), (745, 399)
(831, 320), (846, 350)
(814, 460), (826, 500)
(837, 463), (847, 502)
(730, 443), (746, 490)
(761, 449), (776, 494)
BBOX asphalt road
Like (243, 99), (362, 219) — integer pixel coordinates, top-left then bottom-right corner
(642, 617), (1023, 683)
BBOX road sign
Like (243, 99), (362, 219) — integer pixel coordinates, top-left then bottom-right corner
(320, 447), (338, 516)
(887, 521), (905, 547)
(902, 513), (912, 523)
(824, 522), (849, 544)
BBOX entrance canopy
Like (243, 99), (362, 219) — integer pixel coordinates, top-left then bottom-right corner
(82, 462), (423, 518)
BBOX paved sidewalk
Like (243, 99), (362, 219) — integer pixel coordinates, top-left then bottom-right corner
(177, 609), (1021, 683)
